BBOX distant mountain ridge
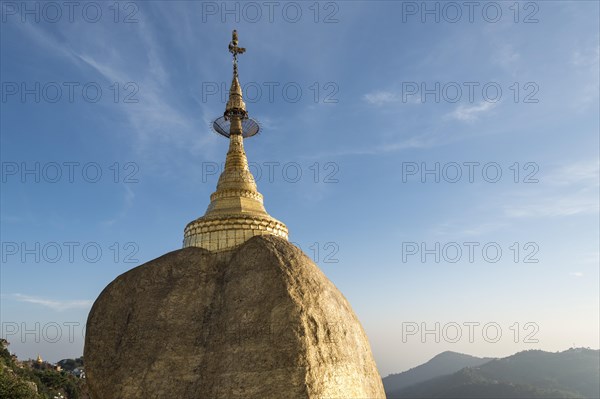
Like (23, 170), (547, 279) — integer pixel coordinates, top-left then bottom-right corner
(382, 351), (492, 393)
(385, 348), (600, 399)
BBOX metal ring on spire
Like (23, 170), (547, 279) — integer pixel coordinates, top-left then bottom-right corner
(212, 116), (260, 138)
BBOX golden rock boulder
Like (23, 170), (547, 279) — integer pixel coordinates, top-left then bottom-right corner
(84, 235), (385, 398)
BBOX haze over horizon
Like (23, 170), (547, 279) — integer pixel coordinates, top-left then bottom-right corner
(1, 1), (598, 377)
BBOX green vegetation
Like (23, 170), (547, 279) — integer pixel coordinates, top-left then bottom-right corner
(56, 358), (84, 373)
(0, 340), (87, 399)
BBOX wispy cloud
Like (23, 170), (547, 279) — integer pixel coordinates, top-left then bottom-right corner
(491, 44), (520, 69)
(363, 89), (422, 106)
(580, 251), (600, 266)
(570, 41), (600, 109)
(101, 185), (136, 226)
(504, 192), (598, 218)
(10, 294), (93, 311)
(503, 160), (599, 219)
(431, 220), (508, 238)
(448, 101), (497, 122)
(572, 45), (599, 68)
(308, 133), (438, 159)
(364, 90), (400, 106)
(569, 272), (584, 278)
(75, 50), (199, 155)
(547, 160), (599, 186)
(16, 14), (217, 170)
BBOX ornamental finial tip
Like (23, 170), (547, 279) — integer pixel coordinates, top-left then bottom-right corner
(224, 30), (248, 120)
(228, 29), (246, 58)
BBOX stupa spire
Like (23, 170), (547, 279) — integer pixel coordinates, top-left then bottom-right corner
(183, 30), (288, 252)
(225, 30), (247, 122)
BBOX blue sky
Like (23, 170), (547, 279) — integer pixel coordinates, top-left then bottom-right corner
(1, 1), (598, 376)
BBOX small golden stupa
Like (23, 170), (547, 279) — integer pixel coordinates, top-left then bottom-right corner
(183, 30), (288, 252)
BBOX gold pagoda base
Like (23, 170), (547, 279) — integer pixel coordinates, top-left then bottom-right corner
(183, 215), (288, 252)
